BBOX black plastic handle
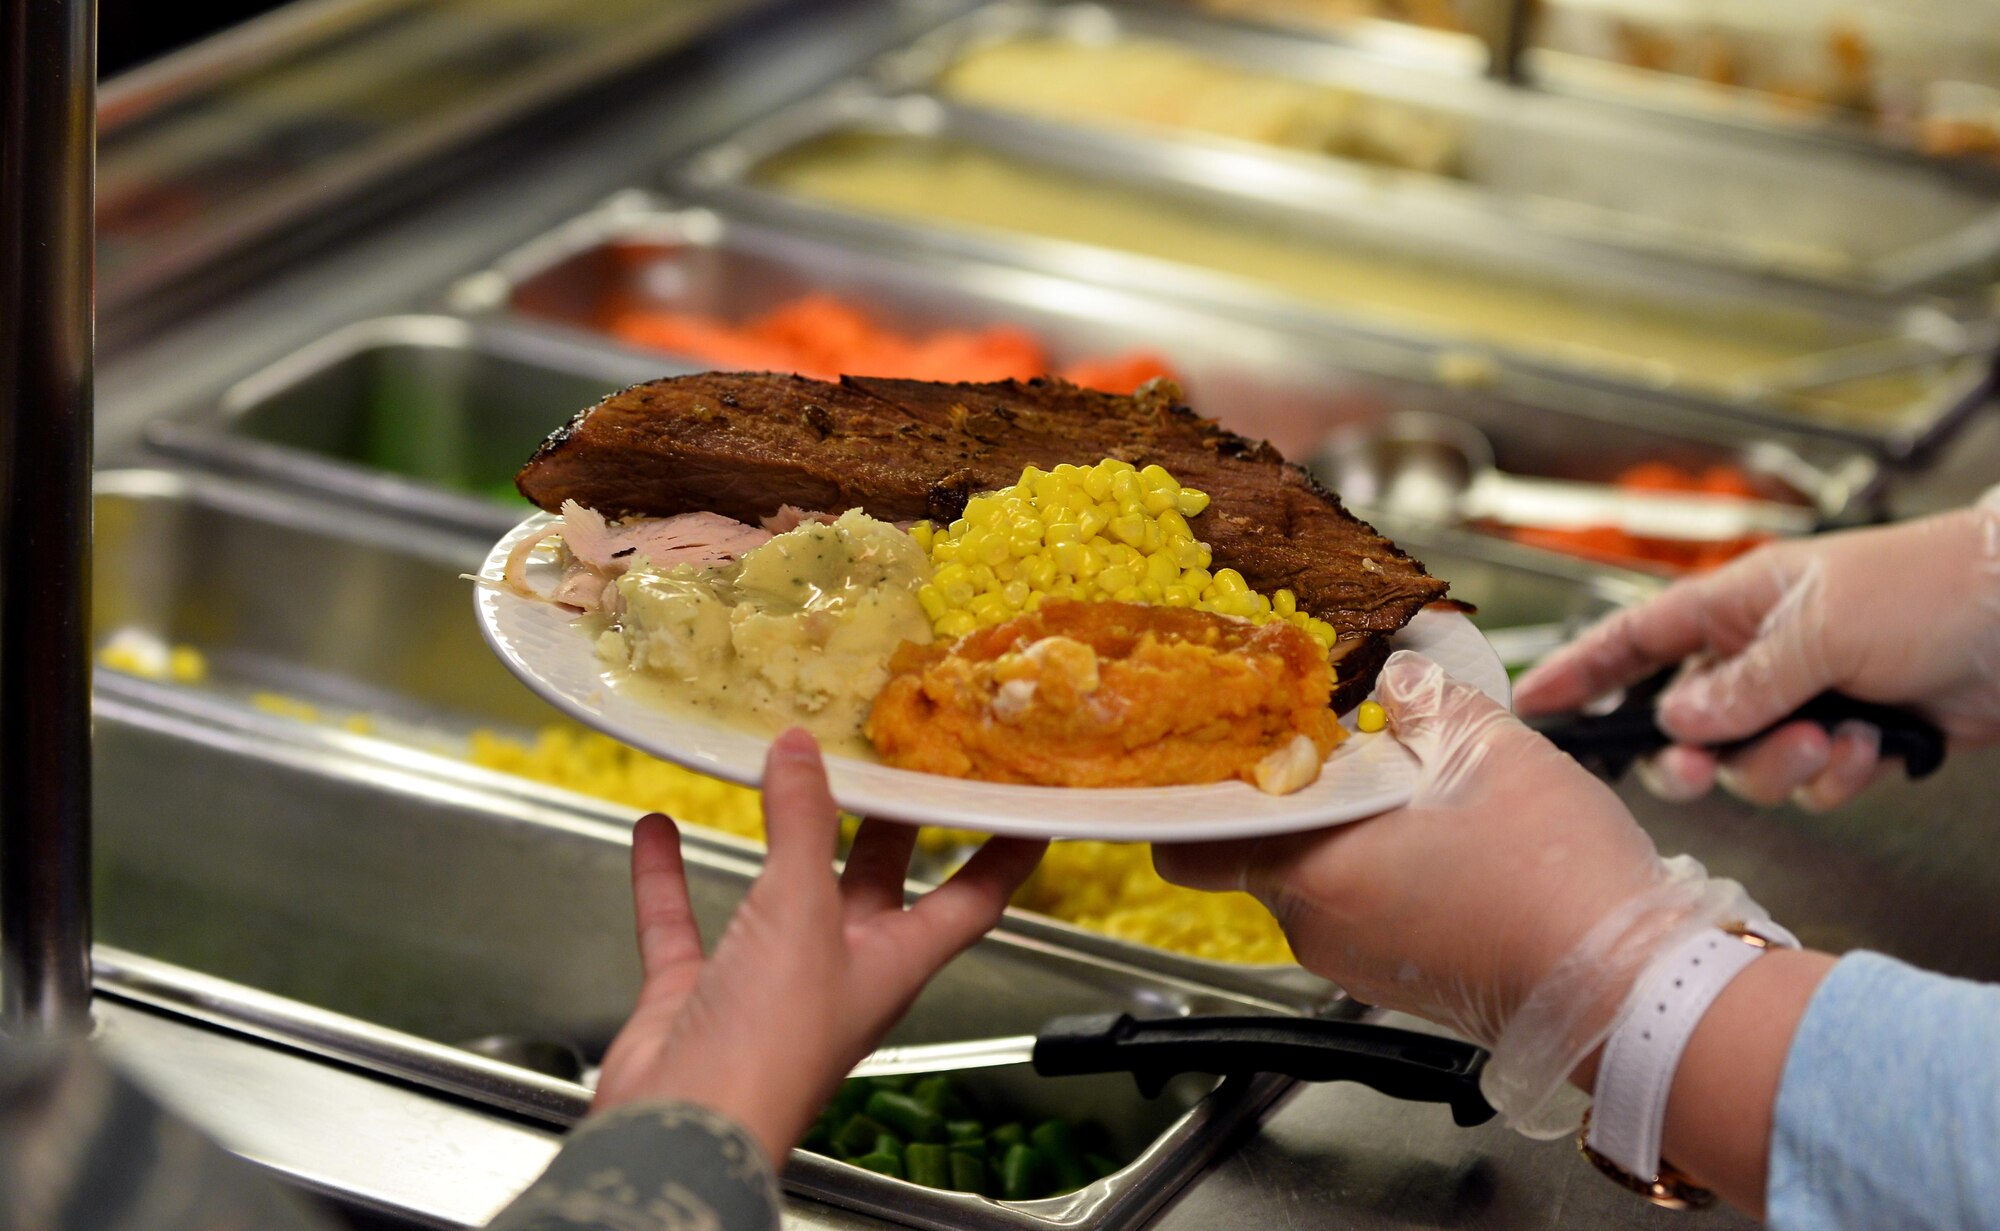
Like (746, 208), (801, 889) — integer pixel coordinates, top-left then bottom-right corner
(1031, 1013), (1495, 1127)
(1531, 667), (1945, 783)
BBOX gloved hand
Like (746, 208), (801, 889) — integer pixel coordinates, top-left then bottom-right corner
(1156, 652), (1773, 1135)
(1515, 491), (2000, 810)
(591, 729), (1046, 1164)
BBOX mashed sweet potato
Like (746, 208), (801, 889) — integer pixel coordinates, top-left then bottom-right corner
(865, 600), (1345, 793)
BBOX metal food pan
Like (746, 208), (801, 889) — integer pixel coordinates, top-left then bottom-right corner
(91, 692), (1289, 1231)
(675, 87), (1997, 458)
(146, 314), (671, 538)
(878, 1), (2000, 295)
(88, 469), (1339, 1010)
(456, 191), (1887, 526)
(1521, 1), (2000, 160)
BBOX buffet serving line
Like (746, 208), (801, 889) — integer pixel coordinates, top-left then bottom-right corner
(17, 0), (2000, 1226)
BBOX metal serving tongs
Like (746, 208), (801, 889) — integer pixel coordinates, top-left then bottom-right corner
(1527, 665), (1948, 782)
(851, 1013), (1496, 1128)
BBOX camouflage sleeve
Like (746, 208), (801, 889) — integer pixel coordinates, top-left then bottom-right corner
(488, 1102), (782, 1231)
(0, 1038), (331, 1231)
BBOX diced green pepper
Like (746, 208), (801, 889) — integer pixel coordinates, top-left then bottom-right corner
(1000, 1143), (1045, 1202)
(852, 1152), (905, 1180)
(906, 1143), (951, 1189)
(866, 1090), (945, 1143)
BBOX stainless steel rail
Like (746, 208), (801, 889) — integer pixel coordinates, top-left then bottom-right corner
(0, 0), (95, 1034)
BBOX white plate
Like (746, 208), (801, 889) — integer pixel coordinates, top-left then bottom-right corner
(475, 513), (1509, 842)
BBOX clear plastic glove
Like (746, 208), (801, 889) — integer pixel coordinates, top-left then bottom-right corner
(1515, 491), (2000, 810)
(1155, 652), (1773, 1135)
(591, 728), (1046, 1165)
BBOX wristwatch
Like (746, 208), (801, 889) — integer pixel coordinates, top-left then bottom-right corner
(1579, 921), (1797, 1208)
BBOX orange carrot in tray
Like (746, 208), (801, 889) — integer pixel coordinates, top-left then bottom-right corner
(1499, 461), (1783, 574)
(601, 293), (1179, 394)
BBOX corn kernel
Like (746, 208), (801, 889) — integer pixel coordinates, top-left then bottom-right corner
(168, 647), (209, 684)
(1357, 700), (1388, 733)
(1142, 488), (1174, 515)
(1047, 521), (1081, 546)
(1144, 551), (1180, 587)
(1113, 585), (1143, 603)
(970, 593), (1010, 624)
(1002, 580), (1032, 609)
(1176, 488), (1211, 517)
(976, 534), (1010, 566)
(910, 521), (934, 550)
(1098, 565), (1137, 593)
(917, 584), (947, 621)
(1162, 584), (1196, 607)
(964, 495), (1001, 527)
(937, 610), (978, 639)
(1138, 463), (1176, 492)
(1274, 589), (1297, 616)
(1083, 467), (1115, 501)
(1077, 505), (1111, 539)
(1212, 568), (1248, 594)
(1109, 514), (1147, 547)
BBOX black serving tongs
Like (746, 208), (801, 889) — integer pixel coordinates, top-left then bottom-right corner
(851, 1012), (1495, 1127)
(1528, 666), (1947, 782)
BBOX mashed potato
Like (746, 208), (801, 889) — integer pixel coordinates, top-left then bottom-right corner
(600, 510), (932, 753)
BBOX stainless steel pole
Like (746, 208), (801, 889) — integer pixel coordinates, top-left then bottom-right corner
(0, 0), (96, 1035)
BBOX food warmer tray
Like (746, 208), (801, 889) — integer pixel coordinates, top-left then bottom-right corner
(89, 663), (1297, 1231)
(671, 86), (1997, 459)
(876, 0), (2000, 297)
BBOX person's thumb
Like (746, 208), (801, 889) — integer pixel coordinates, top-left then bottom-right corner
(1375, 650), (1521, 800)
(1655, 562), (1832, 745)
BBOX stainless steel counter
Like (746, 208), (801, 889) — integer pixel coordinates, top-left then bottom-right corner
(85, 1), (2000, 1228)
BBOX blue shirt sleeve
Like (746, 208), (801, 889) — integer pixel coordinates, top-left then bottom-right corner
(1769, 951), (2000, 1231)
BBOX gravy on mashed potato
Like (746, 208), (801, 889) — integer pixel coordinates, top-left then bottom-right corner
(598, 510), (932, 754)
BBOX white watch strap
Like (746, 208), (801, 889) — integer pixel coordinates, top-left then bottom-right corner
(1586, 928), (1777, 1179)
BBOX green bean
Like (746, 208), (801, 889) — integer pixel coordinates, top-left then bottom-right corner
(852, 1152), (905, 1180)
(1000, 1143), (1045, 1202)
(946, 1118), (986, 1145)
(948, 1149), (990, 1196)
(832, 1114), (890, 1160)
(866, 1091), (945, 1143)
(1031, 1121), (1090, 1191)
(914, 1074), (975, 1119)
(905, 1143), (951, 1189)
(987, 1122), (1027, 1155)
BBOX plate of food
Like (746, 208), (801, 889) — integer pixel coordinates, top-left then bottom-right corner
(473, 372), (1506, 842)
